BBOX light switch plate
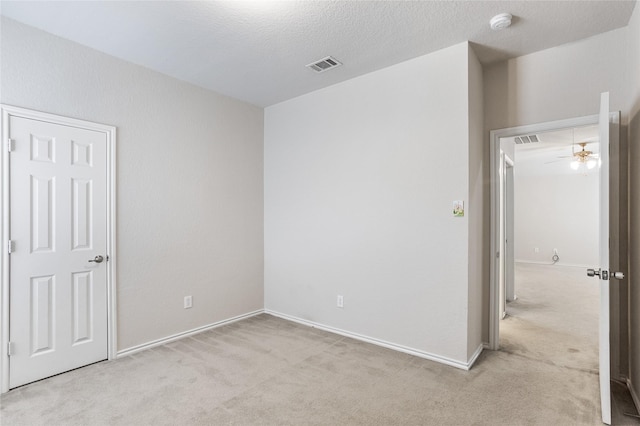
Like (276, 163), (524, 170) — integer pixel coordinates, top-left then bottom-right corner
(453, 200), (464, 217)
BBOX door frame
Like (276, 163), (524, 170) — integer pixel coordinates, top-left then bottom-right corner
(0, 105), (117, 393)
(504, 159), (515, 303)
(498, 151), (514, 320)
(489, 113), (604, 350)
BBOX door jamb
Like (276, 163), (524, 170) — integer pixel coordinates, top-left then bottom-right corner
(489, 114), (600, 350)
(0, 105), (117, 393)
(498, 152), (514, 321)
(504, 159), (515, 303)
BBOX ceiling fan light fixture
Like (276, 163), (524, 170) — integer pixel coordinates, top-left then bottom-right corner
(587, 160), (597, 169)
(570, 161), (579, 170)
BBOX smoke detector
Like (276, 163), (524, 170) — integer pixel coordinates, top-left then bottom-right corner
(306, 56), (342, 73)
(490, 13), (512, 30)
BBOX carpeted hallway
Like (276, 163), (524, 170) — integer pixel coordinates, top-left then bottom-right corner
(0, 264), (637, 425)
(501, 263), (600, 377)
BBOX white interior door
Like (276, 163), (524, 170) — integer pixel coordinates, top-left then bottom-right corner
(8, 115), (108, 389)
(596, 91), (611, 425)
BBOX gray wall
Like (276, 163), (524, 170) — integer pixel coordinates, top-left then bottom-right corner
(264, 42), (482, 366)
(627, 0), (640, 407)
(467, 46), (484, 359)
(514, 169), (599, 267)
(0, 18), (265, 351)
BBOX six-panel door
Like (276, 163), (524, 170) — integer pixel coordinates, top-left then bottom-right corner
(9, 116), (108, 389)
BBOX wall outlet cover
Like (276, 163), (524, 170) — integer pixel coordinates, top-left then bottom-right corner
(184, 295), (193, 309)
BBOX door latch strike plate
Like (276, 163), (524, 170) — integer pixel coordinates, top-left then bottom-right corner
(7, 240), (13, 254)
(7, 342), (13, 357)
(602, 270), (609, 280)
(7, 139), (13, 153)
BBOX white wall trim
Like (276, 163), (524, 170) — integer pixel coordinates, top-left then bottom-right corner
(266, 310), (480, 371)
(117, 310), (264, 358)
(0, 107), (10, 394)
(627, 378), (640, 415)
(106, 120), (118, 361)
(490, 114), (600, 351)
(467, 343), (484, 368)
(514, 259), (594, 268)
(0, 104), (117, 394)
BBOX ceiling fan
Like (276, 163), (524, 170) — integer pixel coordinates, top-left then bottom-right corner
(567, 142), (599, 170)
(545, 141), (599, 170)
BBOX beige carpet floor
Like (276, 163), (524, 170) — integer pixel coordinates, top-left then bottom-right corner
(502, 263), (600, 376)
(0, 264), (637, 425)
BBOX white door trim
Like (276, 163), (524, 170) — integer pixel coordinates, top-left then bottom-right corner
(0, 105), (117, 393)
(489, 114), (600, 350)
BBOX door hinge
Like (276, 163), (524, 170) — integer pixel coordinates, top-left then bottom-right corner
(7, 342), (14, 357)
(8, 240), (13, 254)
(6, 139), (13, 153)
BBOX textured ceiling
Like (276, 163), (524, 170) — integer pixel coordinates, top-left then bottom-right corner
(1, 1), (636, 107)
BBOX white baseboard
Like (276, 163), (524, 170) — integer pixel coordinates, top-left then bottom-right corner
(468, 343), (484, 368)
(265, 310), (478, 371)
(515, 260), (592, 268)
(627, 378), (640, 413)
(117, 308), (483, 371)
(117, 309), (265, 358)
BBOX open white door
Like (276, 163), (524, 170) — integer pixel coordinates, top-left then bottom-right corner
(590, 91), (623, 425)
(597, 91), (612, 425)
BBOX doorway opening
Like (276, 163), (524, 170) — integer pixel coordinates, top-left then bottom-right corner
(498, 122), (601, 373)
(489, 98), (622, 424)
(489, 114), (605, 350)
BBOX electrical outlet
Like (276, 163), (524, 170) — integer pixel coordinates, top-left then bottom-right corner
(534, 247), (539, 253)
(337, 295), (344, 308)
(184, 295), (193, 309)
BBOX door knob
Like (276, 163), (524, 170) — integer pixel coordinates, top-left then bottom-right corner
(88, 255), (104, 263)
(587, 268), (600, 277)
(587, 268), (624, 280)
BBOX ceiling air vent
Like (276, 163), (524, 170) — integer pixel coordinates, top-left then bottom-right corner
(306, 56), (342, 73)
(514, 134), (541, 144)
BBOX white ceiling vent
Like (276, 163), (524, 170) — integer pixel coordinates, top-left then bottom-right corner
(306, 56), (342, 73)
(514, 134), (540, 144)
